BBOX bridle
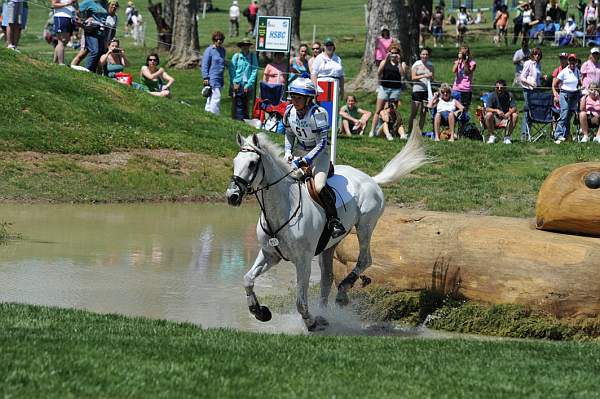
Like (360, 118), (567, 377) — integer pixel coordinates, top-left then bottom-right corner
(229, 146), (301, 261)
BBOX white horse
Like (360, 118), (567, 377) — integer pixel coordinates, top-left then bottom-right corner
(226, 132), (427, 331)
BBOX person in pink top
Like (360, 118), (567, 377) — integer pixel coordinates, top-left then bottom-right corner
(375, 25), (393, 66)
(581, 47), (600, 91)
(262, 52), (287, 85)
(578, 83), (600, 143)
(452, 46), (476, 111)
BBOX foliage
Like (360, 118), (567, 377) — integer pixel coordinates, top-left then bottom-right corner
(0, 222), (21, 244)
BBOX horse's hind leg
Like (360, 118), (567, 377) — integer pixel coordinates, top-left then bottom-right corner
(296, 256), (328, 331)
(244, 249), (280, 322)
(318, 245), (337, 308)
(336, 221), (375, 306)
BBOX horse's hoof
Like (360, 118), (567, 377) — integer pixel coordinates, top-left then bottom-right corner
(359, 275), (372, 287)
(335, 292), (350, 307)
(252, 305), (272, 322)
(307, 316), (329, 332)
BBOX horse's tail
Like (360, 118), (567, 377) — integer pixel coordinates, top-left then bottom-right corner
(372, 131), (428, 185)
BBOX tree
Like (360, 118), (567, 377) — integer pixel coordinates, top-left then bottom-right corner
(349, 0), (430, 91)
(147, 0), (173, 51)
(168, 0), (201, 69)
(259, 0), (302, 46)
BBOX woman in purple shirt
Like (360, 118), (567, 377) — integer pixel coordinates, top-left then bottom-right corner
(202, 31), (227, 115)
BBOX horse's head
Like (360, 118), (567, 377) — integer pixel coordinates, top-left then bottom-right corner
(226, 133), (265, 207)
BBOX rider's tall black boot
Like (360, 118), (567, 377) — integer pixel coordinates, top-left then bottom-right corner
(320, 185), (346, 239)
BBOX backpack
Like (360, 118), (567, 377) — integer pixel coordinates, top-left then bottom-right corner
(461, 122), (482, 141)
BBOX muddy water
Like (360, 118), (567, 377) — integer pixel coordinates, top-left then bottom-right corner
(0, 203), (449, 337)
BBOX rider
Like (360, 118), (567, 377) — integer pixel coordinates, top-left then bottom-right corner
(281, 77), (346, 239)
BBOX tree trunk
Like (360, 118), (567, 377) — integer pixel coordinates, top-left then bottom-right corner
(259, 0), (302, 46)
(168, 0), (200, 69)
(147, 0), (173, 51)
(350, 0), (430, 91)
(333, 208), (600, 318)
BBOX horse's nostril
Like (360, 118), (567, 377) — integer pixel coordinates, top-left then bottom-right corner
(584, 172), (600, 189)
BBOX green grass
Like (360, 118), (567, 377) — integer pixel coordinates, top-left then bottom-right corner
(2, 302), (600, 398)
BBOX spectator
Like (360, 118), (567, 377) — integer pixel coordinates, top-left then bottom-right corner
(201, 31), (226, 115)
(246, 0), (258, 36)
(559, 0), (569, 23)
(548, 0), (561, 21)
(584, 0), (598, 25)
(131, 9), (144, 46)
(581, 47), (600, 91)
(430, 5), (445, 48)
(263, 52), (287, 86)
(427, 83), (464, 142)
(311, 37), (344, 99)
(375, 25), (393, 66)
(452, 45), (476, 112)
(289, 43), (309, 82)
(534, 0), (548, 22)
(307, 41), (321, 72)
(553, 53), (581, 143)
(370, 44), (407, 137)
(554, 16), (577, 45)
(474, 8), (485, 24)
(578, 82), (600, 142)
(519, 2), (534, 39)
(339, 95), (372, 136)
(138, 53), (174, 97)
(229, 37), (258, 120)
(484, 79), (519, 144)
(229, 0), (240, 37)
(512, 38), (530, 86)
(99, 38), (128, 77)
(51, 0), (76, 64)
(419, 6), (430, 49)
(456, 5), (470, 47)
(520, 47), (544, 139)
(376, 102), (405, 141)
(551, 52), (568, 86)
(104, 0), (119, 45)
(79, 0), (108, 73)
(124, 1), (134, 37)
(5, 0), (25, 51)
(513, 7), (524, 44)
(408, 47), (434, 136)
(542, 15), (557, 44)
(494, 5), (509, 46)
(492, 0), (502, 21)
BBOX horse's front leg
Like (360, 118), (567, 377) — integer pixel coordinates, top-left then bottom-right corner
(244, 249), (280, 322)
(296, 257), (329, 331)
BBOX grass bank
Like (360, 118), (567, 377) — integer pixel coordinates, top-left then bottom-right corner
(2, 303), (600, 398)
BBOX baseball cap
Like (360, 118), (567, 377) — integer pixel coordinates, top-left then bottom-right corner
(380, 25), (389, 32)
(568, 53), (577, 60)
(558, 52), (568, 58)
(323, 37), (335, 46)
(592, 47), (600, 54)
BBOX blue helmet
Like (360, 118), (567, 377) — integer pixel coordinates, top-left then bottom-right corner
(288, 77), (317, 97)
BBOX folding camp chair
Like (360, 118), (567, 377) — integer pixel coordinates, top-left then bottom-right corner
(476, 92), (510, 143)
(523, 90), (555, 142)
(252, 82), (289, 132)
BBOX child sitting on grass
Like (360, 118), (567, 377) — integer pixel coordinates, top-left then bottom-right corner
(375, 101), (406, 141)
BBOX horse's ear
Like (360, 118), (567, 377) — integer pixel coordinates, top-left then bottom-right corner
(236, 133), (245, 148)
(252, 133), (260, 148)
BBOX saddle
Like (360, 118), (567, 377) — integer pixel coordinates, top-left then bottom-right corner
(300, 162), (335, 209)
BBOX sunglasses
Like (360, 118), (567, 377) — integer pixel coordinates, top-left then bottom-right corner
(312, 47), (321, 51)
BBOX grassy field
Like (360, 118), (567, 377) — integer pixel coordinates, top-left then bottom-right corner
(2, 303), (600, 398)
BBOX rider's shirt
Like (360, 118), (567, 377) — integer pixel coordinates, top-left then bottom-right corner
(283, 102), (329, 165)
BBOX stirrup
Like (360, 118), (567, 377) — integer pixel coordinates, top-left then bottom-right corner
(329, 218), (346, 238)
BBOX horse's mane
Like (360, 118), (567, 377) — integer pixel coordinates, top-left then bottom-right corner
(244, 133), (291, 173)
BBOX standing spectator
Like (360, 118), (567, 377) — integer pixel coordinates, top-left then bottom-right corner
(548, 0), (561, 21)
(513, 38), (530, 86)
(5, 0), (25, 51)
(229, 37), (258, 120)
(202, 31), (226, 115)
(307, 41), (321, 72)
(370, 44), (407, 137)
(520, 47), (544, 139)
(494, 5), (509, 46)
(430, 6), (445, 48)
(289, 43), (309, 82)
(51, 0), (77, 64)
(513, 7), (523, 44)
(263, 52), (287, 86)
(581, 47), (600, 90)
(246, 0), (258, 36)
(229, 0), (239, 37)
(559, 0), (569, 23)
(104, 0), (119, 45)
(139, 53), (175, 97)
(452, 45), (476, 112)
(311, 37), (344, 99)
(578, 82), (600, 142)
(534, 0), (548, 22)
(408, 47), (434, 136)
(520, 2), (534, 39)
(484, 79), (519, 144)
(124, 1), (134, 37)
(99, 38), (128, 77)
(456, 6), (470, 47)
(551, 52), (568, 83)
(474, 8), (485, 24)
(339, 95), (372, 136)
(492, 0), (502, 21)
(375, 25), (393, 66)
(131, 9), (143, 46)
(553, 54), (581, 143)
(584, 0), (598, 26)
(79, 0), (108, 73)
(419, 6), (431, 49)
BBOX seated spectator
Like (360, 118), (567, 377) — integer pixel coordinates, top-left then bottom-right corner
(262, 52), (287, 86)
(484, 79), (519, 144)
(339, 95), (372, 136)
(376, 101), (405, 141)
(554, 16), (577, 46)
(139, 53), (174, 97)
(578, 82), (600, 143)
(428, 83), (464, 141)
(542, 16), (557, 44)
(474, 8), (485, 24)
(99, 38), (128, 78)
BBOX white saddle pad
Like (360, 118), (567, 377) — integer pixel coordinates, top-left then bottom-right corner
(327, 174), (356, 208)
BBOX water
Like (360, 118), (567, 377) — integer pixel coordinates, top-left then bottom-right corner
(0, 203), (450, 337)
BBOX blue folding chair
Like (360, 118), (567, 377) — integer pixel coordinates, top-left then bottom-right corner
(523, 90), (555, 142)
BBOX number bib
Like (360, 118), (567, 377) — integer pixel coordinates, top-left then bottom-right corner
(286, 104), (329, 147)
